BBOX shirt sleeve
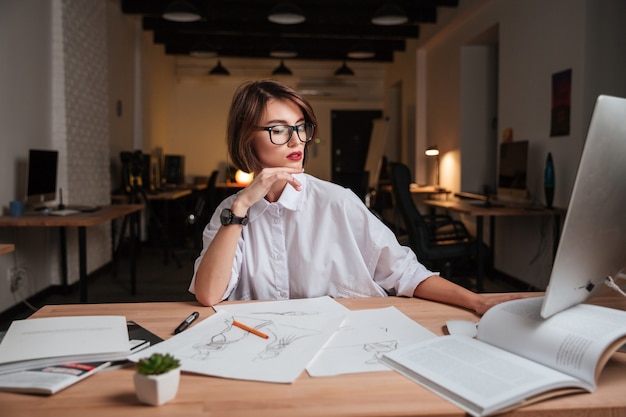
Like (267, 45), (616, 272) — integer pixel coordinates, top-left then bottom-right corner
(359, 203), (436, 297)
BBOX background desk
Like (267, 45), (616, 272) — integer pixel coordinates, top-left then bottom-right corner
(0, 243), (15, 256)
(2, 294), (624, 417)
(423, 200), (565, 292)
(0, 205), (142, 302)
(113, 189), (193, 266)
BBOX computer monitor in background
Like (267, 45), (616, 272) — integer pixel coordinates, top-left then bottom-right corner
(164, 155), (185, 185)
(497, 140), (529, 202)
(26, 149), (58, 208)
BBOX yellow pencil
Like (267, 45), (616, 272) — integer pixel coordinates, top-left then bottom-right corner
(232, 320), (269, 339)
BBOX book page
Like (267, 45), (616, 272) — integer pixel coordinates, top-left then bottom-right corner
(477, 296), (626, 387)
(381, 336), (585, 417)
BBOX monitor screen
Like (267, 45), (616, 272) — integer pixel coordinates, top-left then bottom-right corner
(164, 155), (185, 185)
(497, 140), (528, 201)
(26, 149), (58, 206)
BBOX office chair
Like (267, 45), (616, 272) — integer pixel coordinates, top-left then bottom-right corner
(187, 170), (219, 251)
(389, 162), (486, 282)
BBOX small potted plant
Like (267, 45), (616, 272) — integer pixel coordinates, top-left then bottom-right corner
(133, 353), (181, 406)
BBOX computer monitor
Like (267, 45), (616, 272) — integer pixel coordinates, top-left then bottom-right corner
(497, 140), (529, 202)
(541, 95), (626, 318)
(164, 155), (185, 185)
(25, 149), (58, 207)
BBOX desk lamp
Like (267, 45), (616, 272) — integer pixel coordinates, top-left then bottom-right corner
(425, 146), (440, 189)
(235, 170), (254, 186)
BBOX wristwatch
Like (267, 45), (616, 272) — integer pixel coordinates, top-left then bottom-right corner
(220, 208), (248, 226)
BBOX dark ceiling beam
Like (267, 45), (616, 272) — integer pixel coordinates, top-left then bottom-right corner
(122, 0), (458, 24)
(153, 32), (405, 52)
(164, 44), (395, 62)
(143, 18), (420, 39)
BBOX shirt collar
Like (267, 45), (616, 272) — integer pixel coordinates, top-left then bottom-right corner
(248, 173), (306, 221)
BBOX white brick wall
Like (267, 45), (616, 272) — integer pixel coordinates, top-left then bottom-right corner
(50, 0), (112, 283)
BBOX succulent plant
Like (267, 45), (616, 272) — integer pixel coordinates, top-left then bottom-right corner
(136, 353), (181, 376)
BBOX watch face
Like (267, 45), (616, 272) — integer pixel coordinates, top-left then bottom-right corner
(220, 208), (232, 225)
(220, 208), (248, 226)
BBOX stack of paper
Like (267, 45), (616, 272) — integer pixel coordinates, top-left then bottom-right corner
(0, 316), (131, 375)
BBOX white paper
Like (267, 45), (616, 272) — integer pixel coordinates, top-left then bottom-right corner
(306, 306), (437, 377)
(130, 297), (348, 383)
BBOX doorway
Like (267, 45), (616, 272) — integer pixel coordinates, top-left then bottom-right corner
(331, 109), (382, 200)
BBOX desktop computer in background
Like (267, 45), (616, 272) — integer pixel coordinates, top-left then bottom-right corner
(496, 140), (529, 204)
(164, 155), (185, 186)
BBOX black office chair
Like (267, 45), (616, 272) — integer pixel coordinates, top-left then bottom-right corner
(389, 162), (486, 282)
(187, 170), (219, 251)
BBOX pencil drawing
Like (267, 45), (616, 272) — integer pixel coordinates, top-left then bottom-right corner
(184, 315), (321, 362)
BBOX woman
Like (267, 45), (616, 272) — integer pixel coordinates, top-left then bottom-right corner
(190, 79), (525, 315)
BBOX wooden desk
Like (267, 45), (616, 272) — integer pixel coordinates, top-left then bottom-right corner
(1, 294), (624, 417)
(0, 244), (15, 256)
(0, 205), (143, 302)
(423, 200), (566, 292)
(215, 182), (246, 189)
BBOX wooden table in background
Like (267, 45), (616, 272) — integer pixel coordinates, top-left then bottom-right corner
(423, 199), (566, 291)
(0, 205), (143, 302)
(0, 243), (15, 256)
(1, 294), (624, 417)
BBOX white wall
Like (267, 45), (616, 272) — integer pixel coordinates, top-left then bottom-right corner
(0, 1), (56, 312)
(416, 0), (626, 288)
(0, 0), (118, 314)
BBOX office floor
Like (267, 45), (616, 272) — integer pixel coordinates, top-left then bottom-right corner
(0, 243), (527, 332)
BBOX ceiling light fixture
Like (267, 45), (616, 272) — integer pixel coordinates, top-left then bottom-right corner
(189, 40), (217, 58)
(268, 2), (306, 24)
(347, 43), (375, 59)
(269, 42), (298, 58)
(334, 61), (355, 76)
(162, 0), (202, 22)
(209, 60), (230, 76)
(272, 60), (293, 76)
(371, 2), (409, 26)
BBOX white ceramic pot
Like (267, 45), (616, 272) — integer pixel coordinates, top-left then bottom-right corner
(133, 368), (181, 406)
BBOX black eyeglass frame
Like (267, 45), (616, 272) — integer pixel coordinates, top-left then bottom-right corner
(256, 122), (316, 145)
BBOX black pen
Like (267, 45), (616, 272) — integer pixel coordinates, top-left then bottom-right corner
(173, 311), (199, 334)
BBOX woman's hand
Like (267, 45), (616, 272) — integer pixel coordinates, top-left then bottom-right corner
(233, 167), (304, 212)
(472, 292), (538, 316)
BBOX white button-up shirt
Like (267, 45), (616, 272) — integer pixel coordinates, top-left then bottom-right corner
(189, 173), (435, 301)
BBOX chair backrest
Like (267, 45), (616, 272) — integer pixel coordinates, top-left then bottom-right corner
(200, 170), (219, 220)
(389, 162), (432, 254)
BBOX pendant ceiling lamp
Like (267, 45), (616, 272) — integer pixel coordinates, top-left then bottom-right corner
(347, 43), (375, 59)
(268, 2), (306, 24)
(334, 61), (355, 76)
(209, 60), (230, 76)
(162, 0), (201, 22)
(189, 40), (217, 58)
(371, 2), (408, 26)
(270, 42), (298, 58)
(272, 60), (293, 76)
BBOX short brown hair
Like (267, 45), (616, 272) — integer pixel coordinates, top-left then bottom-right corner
(227, 79), (318, 173)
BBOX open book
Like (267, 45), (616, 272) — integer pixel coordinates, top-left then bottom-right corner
(380, 296), (626, 417)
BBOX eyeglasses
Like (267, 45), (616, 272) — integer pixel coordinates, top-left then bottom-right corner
(257, 122), (315, 145)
